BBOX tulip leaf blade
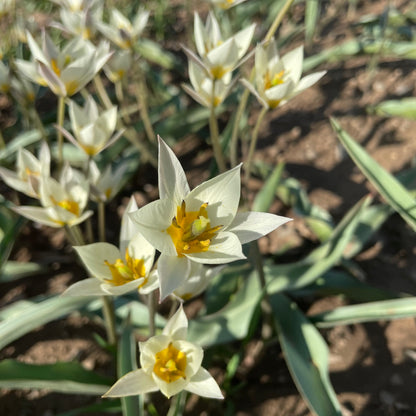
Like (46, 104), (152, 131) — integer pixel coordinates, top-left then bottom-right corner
(0, 359), (111, 395)
(368, 97), (416, 120)
(331, 117), (416, 231)
(0, 295), (93, 350)
(271, 293), (342, 416)
(310, 297), (416, 327)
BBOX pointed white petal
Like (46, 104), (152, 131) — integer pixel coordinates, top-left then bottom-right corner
(227, 211), (292, 244)
(186, 367), (223, 399)
(127, 233), (156, 274)
(154, 374), (188, 399)
(61, 278), (104, 296)
(186, 231), (245, 264)
(13, 206), (62, 227)
(74, 243), (121, 281)
(158, 254), (191, 301)
(293, 71), (326, 95)
(158, 136), (190, 203)
(120, 196), (139, 253)
(186, 164), (241, 228)
(282, 45), (303, 84)
(233, 23), (256, 59)
(193, 12), (206, 56)
(129, 198), (177, 256)
(162, 304), (188, 339)
(103, 369), (158, 397)
(100, 278), (146, 296)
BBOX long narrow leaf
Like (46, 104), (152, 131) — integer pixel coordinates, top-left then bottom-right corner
(310, 297), (416, 327)
(0, 360), (110, 395)
(331, 117), (416, 231)
(271, 293), (342, 416)
(0, 295), (93, 350)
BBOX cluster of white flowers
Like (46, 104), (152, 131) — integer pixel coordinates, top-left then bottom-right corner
(0, 0), (328, 404)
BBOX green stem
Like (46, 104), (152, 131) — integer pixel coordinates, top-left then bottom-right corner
(94, 75), (113, 110)
(135, 78), (156, 144)
(244, 106), (268, 184)
(209, 80), (227, 173)
(98, 201), (106, 242)
(0, 130), (5, 149)
(230, 88), (250, 167)
(264, 0), (295, 43)
(147, 291), (156, 337)
(115, 80), (131, 123)
(102, 295), (117, 345)
(57, 95), (65, 169)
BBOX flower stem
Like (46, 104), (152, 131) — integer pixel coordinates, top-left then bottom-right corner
(230, 88), (250, 167)
(134, 77), (156, 144)
(264, 0), (295, 43)
(57, 95), (65, 169)
(102, 295), (117, 345)
(98, 201), (106, 242)
(244, 106), (268, 184)
(209, 80), (227, 173)
(0, 130), (5, 149)
(94, 75), (113, 110)
(147, 291), (156, 337)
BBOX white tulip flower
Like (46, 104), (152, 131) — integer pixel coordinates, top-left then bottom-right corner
(13, 164), (92, 227)
(88, 159), (129, 203)
(59, 95), (123, 157)
(186, 12), (255, 82)
(104, 305), (223, 399)
(103, 50), (132, 84)
(130, 137), (291, 300)
(15, 31), (111, 97)
(62, 196), (158, 297)
(97, 8), (149, 50)
(0, 141), (50, 198)
(182, 60), (235, 108)
(242, 40), (326, 109)
(50, 0), (102, 13)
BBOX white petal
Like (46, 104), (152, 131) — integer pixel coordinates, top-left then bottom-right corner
(100, 278), (146, 296)
(61, 278), (104, 296)
(127, 233), (155, 274)
(154, 373), (188, 399)
(158, 137), (190, 203)
(233, 24), (256, 59)
(186, 367), (223, 399)
(186, 231), (245, 264)
(129, 198), (177, 256)
(13, 206), (62, 227)
(282, 45), (304, 84)
(265, 81), (292, 102)
(293, 71), (326, 95)
(173, 340), (203, 376)
(186, 164), (242, 228)
(227, 211), (292, 244)
(162, 304), (188, 339)
(193, 12), (206, 57)
(103, 369), (158, 397)
(74, 243), (121, 281)
(158, 254), (191, 301)
(120, 195), (139, 252)
(206, 38), (238, 71)
(138, 270), (159, 295)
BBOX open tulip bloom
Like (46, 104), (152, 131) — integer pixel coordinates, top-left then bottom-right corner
(15, 31), (111, 97)
(62, 196), (158, 296)
(104, 305), (223, 399)
(14, 164), (92, 228)
(241, 40), (326, 109)
(0, 141), (50, 198)
(130, 137), (291, 300)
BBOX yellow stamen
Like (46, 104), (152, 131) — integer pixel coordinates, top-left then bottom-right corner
(153, 342), (187, 383)
(104, 249), (146, 286)
(264, 69), (285, 90)
(210, 66), (228, 80)
(51, 196), (80, 216)
(51, 59), (61, 76)
(166, 201), (222, 257)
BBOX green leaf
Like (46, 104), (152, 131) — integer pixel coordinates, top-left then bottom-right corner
(135, 39), (180, 70)
(57, 400), (121, 416)
(310, 297), (416, 327)
(0, 295), (93, 350)
(188, 272), (262, 347)
(0, 129), (42, 162)
(266, 195), (372, 293)
(252, 162), (285, 212)
(0, 359), (111, 395)
(1, 261), (46, 283)
(305, 0), (321, 43)
(368, 97), (416, 120)
(118, 317), (141, 416)
(271, 293), (342, 416)
(331, 117), (416, 231)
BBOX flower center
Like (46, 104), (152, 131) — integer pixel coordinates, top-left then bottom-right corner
(264, 69), (285, 90)
(166, 201), (222, 257)
(51, 196), (80, 216)
(153, 342), (187, 383)
(104, 249), (146, 286)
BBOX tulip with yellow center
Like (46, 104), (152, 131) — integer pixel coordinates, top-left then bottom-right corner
(103, 305), (223, 399)
(130, 137), (291, 300)
(15, 31), (111, 97)
(241, 39), (326, 109)
(62, 197), (158, 297)
(13, 164), (92, 228)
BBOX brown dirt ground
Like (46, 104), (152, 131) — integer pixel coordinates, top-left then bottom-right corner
(1, 0), (416, 415)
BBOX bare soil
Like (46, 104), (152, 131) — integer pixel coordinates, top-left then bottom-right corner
(1, 0), (416, 415)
